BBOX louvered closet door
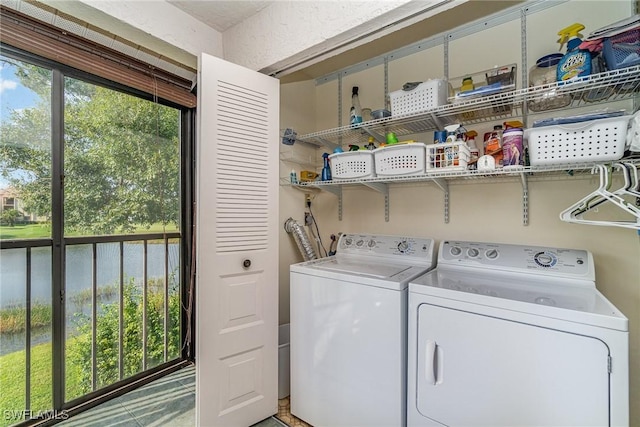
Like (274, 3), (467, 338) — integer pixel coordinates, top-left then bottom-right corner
(196, 53), (279, 427)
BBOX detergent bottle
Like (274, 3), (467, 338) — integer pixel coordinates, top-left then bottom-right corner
(556, 23), (591, 82)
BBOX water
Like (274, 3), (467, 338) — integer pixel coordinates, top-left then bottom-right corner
(0, 242), (180, 355)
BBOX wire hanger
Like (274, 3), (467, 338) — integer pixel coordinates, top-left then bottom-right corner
(559, 163), (640, 230)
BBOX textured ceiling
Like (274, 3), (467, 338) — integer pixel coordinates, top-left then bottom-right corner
(167, 0), (273, 32)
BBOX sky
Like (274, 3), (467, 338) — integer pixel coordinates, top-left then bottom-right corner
(0, 59), (42, 189)
(0, 60), (40, 125)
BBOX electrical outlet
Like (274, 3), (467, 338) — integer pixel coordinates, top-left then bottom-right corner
(304, 212), (313, 226)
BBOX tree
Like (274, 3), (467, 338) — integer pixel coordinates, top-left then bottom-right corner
(0, 58), (180, 235)
(0, 209), (20, 226)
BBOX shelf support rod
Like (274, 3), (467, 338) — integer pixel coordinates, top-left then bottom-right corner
(313, 137), (339, 151)
(362, 182), (389, 222)
(361, 127), (385, 142)
(431, 178), (450, 224)
(520, 172), (529, 226)
(310, 185), (342, 221)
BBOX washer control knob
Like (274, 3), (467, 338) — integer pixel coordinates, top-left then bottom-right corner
(344, 238), (353, 246)
(485, 249), (499, 259)
(356, 239), (364, 247)
(368, 239), (376, 248)
(450, 246), (462, 256)
(467, 248), (479, 258)
(397, 241), (409, 253)
(534, 251), (557, 267)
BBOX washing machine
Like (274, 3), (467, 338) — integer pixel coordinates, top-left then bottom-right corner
(407, 240), (629, 427)
(290, 233), (436, 427)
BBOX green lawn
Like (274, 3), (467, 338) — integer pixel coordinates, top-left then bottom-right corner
(0, 339), (85, 427)
(0, 223), (178, 240)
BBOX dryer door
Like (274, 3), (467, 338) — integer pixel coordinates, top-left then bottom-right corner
(416, 303), (609, 427)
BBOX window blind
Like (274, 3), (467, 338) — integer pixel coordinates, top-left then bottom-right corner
(0, 6), (196, 108)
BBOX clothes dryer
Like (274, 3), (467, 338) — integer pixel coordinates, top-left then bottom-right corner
(290, 233), (436, 427)
(407, 240), (628, 427)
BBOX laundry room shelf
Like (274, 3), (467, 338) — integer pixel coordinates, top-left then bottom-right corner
(294, 66), (640, 149)
(299, 160), (640, 225)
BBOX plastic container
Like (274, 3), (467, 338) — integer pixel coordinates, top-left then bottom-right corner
(602, 28), (640, 70)
(329, 151), (375, 180)
(450, 64), (517, 102)
(525, 115), (631, 165)
(373, 143), (426, 176)
(484, 125), (504, 168)
(501, 128), (524, 168)
(528, 54), (571, 112)
(389, 80), (449, 116)
(425, 142), (470, 172)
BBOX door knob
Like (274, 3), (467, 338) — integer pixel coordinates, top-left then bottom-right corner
(243, 259), (251, 268)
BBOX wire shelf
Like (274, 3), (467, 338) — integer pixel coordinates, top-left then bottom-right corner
(297, 66), (640, 149)
(297, 160), (640, 188)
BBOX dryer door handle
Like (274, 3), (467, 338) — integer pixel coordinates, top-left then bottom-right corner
(425, 340), (444, 385)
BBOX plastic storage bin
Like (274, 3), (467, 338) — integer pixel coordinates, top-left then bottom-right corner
(389, 80), (449, 116)
(603, 28), (640, 70)
(373, 143), (427, 176)
(425, 142), (470, 172)
(329, 151), (375, 180)
(525, 115), (631, 165)
(450, 64), (517, 102)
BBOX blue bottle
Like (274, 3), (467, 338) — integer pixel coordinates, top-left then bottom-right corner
(321, 153), (332, 181)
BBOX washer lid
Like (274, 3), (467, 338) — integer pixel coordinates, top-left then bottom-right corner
(410, 268), (628, 331)
(291, 256), (431, 290)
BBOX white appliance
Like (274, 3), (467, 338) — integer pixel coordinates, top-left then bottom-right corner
(290, 233), (436, 427)
(408, 240), (629, 427)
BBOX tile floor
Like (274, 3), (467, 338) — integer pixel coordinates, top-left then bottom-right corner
(58, 365), (300, 427)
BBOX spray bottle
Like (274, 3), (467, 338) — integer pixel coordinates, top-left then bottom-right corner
(321, 153), (332, 181)
(350, 86), (363, 126)
(556, 23), (591, 82)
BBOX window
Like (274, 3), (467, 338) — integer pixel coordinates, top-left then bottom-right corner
(0, 47), (192, 425)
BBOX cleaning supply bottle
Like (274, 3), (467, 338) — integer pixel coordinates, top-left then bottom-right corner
(350, 86), (363, 126)
(321, 153), (332, 181)
(556, 23), (591, 82)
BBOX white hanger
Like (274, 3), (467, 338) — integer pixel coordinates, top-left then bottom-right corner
(559, 163), (640, 230)
(621, 162), (640, 198)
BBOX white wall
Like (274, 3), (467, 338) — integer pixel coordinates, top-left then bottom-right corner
(279, 0), (640, 422)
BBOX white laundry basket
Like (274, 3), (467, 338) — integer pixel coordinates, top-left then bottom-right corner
(278, 323), (290, 399)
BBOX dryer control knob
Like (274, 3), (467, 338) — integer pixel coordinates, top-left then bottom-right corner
(485, 249), (499, 259)
(450, 246), (462, 256)
(368, 239), (376, 248)
(467, 248), (479, 258)
(356, 239), (364, 247)
(397, 241), (409, 253)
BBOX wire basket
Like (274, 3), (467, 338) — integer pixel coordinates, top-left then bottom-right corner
(329, 151), (375, 180)
(603, 28), (640, 71)
(373, 143), (427, 176)
(425, 142), (470, 172)
(389, 80), (449, 116)
(526, 115), (631, 165)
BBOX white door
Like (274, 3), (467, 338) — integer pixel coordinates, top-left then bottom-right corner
(196, 53), (279, 427)
(416, 303), (610, 427)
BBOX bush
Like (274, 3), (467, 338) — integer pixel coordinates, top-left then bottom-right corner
(65, 277), (180, 398)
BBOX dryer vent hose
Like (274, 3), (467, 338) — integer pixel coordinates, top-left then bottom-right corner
(284, 217), (317, 261)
